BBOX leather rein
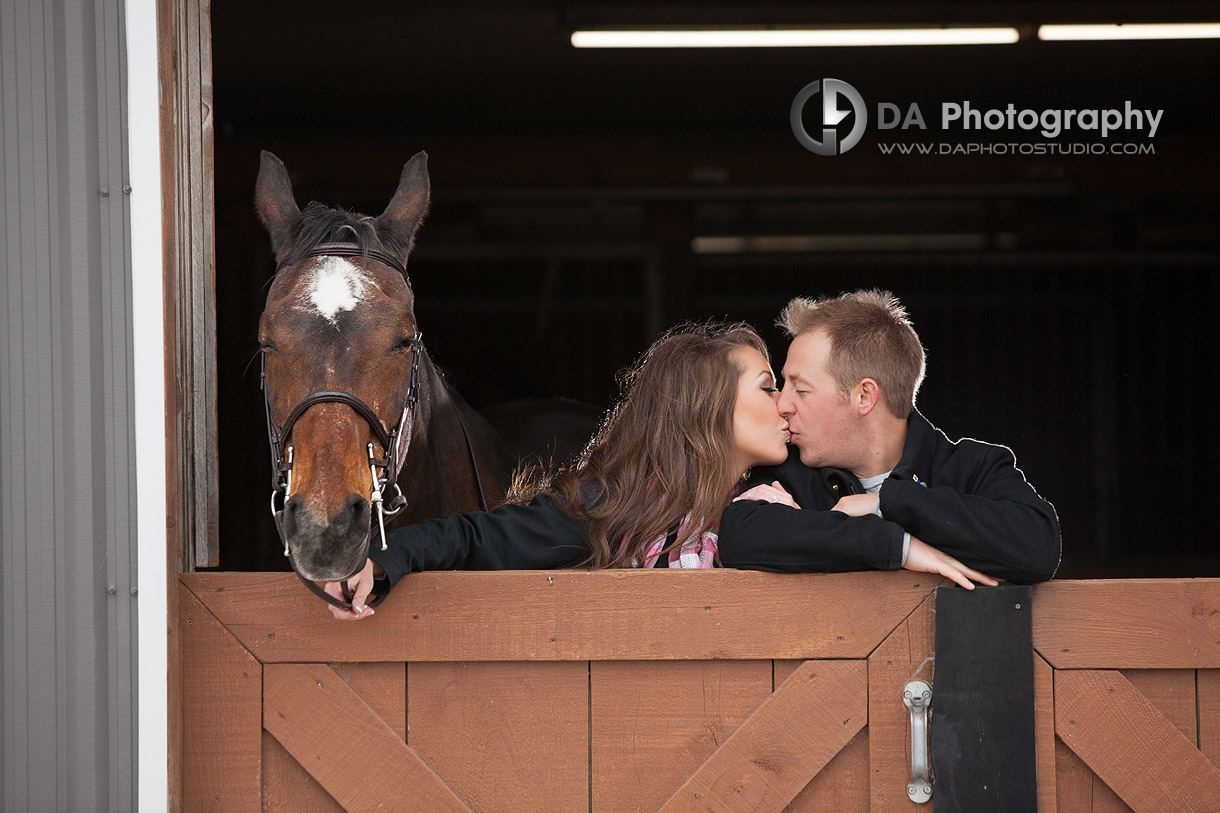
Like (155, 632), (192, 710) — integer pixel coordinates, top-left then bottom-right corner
(262, 243), (490, 612)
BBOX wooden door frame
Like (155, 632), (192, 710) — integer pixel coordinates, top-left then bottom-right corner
(159, 0), (218, 575)
(1033, 579), (1220, 811)
(158, 0), (217, 807)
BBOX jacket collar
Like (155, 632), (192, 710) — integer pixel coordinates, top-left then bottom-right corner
(819, 466), (863, 496)
(892, 410), (943, 481)
(812, 410), (942, 493)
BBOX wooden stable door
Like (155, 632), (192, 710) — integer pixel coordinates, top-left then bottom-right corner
(1033, 581), (1220, 812)
(179, 572), (1220, 811)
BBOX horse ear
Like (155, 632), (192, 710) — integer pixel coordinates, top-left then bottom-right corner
(376, 151), (430, 257)
(254, 151), (302, 262)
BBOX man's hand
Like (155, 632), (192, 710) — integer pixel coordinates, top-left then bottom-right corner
(324, 558), (376, 621)
(831, 493), (880, 517)
(903, 536), (1000, 590)
(733, 481), (801, 509)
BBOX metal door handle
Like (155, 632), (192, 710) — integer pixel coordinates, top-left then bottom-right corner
(903, 680), (933, 804)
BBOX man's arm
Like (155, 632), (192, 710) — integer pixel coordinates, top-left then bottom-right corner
(880, 446), (1061, 583)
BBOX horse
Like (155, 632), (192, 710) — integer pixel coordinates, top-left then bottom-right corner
(255, 151), (519, 605)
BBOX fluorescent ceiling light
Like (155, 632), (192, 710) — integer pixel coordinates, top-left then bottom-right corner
(691, 234), (1019, 254)
(1038, 23), (1220, 41)
(571, 28), (1020, 49)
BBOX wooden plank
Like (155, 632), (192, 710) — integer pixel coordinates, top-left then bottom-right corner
(775, 661), (868, 812)
(158, 0), (186, 803)
(262, 732), (342, 813)
(773, 659), (804, 686)
(590, 660), (772, 811)
(1034, 654), (1057, 813)
(932, 585), (1037, 813)
(784, 732), (868, 813)
(1055, 669), (1220, 812)
(1100, 670), (1215, 812)
(262, 664), (405, 811)
(1201, 670), (1220, 767)
(179, 583), (261, 812)
(1090, 781), (1136, 813)
(183, 0), (210, 569)
(659, 659), (867, 812)
(182, 570), (939, 662)
(1054, 738), (1094, 813)
(333, 663), (407, 739)
(167, 569), (183, 813)
(196, 0), (220, 570)
(1055, 738), (1135, 813)
(1034, 579), (1220, 668)
(263, 663), (469, 811)
(1122, 669), (1198, 742)
(156, 0), (184, 569)
(868, 592), (935, 811)
(408, 661), (588, 811)
(168, 0), (218, 570)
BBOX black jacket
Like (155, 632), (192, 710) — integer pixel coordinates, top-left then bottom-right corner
(371, 496), (589, 589)
(717, 411), (1061, 583)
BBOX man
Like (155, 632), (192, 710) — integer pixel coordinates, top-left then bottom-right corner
(718, 289), (1061, 585)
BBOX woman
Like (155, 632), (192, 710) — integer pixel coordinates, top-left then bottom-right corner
(329, 322), (991, 620)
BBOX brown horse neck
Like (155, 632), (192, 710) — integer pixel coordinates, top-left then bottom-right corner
(391, 354), (513, 524)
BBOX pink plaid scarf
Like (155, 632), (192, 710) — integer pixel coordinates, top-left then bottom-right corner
(625, 512), (721, 569)
(620, 481), (745, 569)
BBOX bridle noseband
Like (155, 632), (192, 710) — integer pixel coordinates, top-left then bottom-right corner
(262, 342), (421, 529)
(262, 243), (422, 611)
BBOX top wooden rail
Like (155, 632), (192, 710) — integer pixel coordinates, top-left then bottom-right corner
(180, 571), (1220, 669)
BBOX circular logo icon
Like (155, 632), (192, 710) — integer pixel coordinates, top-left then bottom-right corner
(791, 79), (868, 156)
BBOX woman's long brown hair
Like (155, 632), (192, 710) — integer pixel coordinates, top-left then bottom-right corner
(510, 322), (770, 568)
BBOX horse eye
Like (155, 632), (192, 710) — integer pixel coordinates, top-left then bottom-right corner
(394, 337), (415, 351)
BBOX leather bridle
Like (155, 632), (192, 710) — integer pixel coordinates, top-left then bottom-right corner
(261, 242), (488, 612)
(262, 333), (420, 536)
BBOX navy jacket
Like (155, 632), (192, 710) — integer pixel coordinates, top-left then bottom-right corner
(717, 411), (1061, 583)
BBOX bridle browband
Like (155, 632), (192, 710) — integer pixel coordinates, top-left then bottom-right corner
(262, 242), (489, 612)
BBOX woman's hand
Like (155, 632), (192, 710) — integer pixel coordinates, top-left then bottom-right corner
(903, 536), (1000, 590)
(734, 481), (800, 509)
(324, 558), (376, 621)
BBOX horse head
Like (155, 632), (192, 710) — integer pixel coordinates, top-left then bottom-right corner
(255, 151), (429, 581)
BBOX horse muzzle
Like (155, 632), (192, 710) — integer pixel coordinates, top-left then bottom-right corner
(280, 493), (372, 581)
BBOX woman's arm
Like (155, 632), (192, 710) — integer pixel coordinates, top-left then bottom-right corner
(325, 496), (589, 620)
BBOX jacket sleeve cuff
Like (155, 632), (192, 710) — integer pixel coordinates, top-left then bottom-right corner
(369, 547), (407, 589)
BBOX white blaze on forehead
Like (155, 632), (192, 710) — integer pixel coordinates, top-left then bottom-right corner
(302, 256), (369, 323)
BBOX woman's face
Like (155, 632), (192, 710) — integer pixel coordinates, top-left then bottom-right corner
(730, 345), (791, 474)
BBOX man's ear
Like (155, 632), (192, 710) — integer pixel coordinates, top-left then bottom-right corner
(856, 378), (882, 416)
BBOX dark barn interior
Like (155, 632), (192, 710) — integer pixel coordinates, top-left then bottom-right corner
(210, 2), (1220, 576)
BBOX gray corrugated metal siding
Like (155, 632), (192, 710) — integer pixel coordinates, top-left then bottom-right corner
(1, 0), (138, 808)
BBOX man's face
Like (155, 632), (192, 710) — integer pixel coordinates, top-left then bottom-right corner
(777, 330), (861, 469)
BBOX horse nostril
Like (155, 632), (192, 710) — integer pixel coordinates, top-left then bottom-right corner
(345, 494), (370, 533)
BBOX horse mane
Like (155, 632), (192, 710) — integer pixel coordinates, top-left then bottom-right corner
(283, 202), (382, 266)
